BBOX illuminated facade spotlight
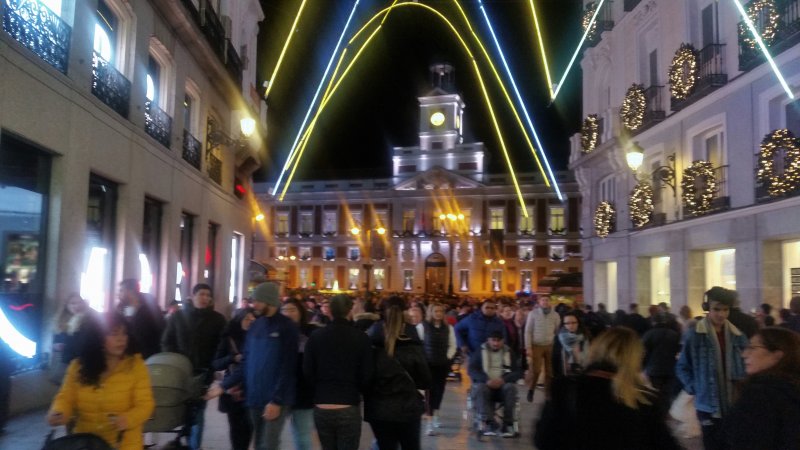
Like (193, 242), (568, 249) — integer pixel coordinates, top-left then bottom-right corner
(272, 0), (361, 196)
(264, 0), (309, 99)
(732, 0), (794, 99)
(529, 0), (555, 98)
(477, 0), (563, 201)
(552, 0), (606, 102)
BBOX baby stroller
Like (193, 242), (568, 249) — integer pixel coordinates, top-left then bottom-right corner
(143, 352), (201, 448)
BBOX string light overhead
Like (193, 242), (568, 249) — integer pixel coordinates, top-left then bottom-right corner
(263, 0), (309, 99)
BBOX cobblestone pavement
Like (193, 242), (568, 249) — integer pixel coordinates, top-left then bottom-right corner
(3, 380), (702, 449)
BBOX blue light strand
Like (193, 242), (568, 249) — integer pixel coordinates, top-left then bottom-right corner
(477, 0), (563, 201)
(272, 0), (361, 196)
(552, 0), (606, 102)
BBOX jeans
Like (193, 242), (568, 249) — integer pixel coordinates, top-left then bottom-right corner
(473, 382), (518, 424)
(249, 406), (290, 450)
(289, 408), (314, 450)
(697, 410), (725, 450)
(427, 363), (450, 412)
(313, 406), (362, 450)
(188, 400), (207, 450)
(369, 417), (421, 450)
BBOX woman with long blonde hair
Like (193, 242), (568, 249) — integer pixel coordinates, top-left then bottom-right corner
(534, 327), (680, 450)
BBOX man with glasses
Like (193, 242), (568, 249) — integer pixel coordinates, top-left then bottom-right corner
(524, 295), (560, 403)
(676, 286), (747, 450)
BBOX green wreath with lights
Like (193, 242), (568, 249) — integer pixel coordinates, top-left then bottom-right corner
(583, 2), (598, 41)
(581, 114), (600, 153)
(594, 201), (615, 238)
(629, 182), (655, 228)
(681, 160), (718, 216)
(740, 0), (780, 49)
(756, 129), (800, 197)
(621, 84), (646, 132)
(669, 44), (699, 100)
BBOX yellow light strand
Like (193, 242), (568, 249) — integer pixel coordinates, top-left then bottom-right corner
(529, 0), (554, 99)
(264, 0), (309, 99)
(449, 0), (549, 189)
(280, 2), (528, 215)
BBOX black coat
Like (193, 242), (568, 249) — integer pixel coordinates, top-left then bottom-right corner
(534, 365), (681, 450)
(724, 374), (800, 450)
(125, 302), (164, 359)
(642, 325), (681, 378)
(162, 303), (226, 382)
(364, 338), (431, 423)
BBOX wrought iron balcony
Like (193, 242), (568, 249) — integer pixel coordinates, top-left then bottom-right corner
(200, 0), (226, 61)
(182, 130), (202, 170)
(144, 101), (172, 148)
(2, 0), (71, 74)
(672, 44), (728, 111)
(91, 52), (131, 118)
(586, 1), (614, 48)
(208, 153), (222, 185)
(640, 85), (666, 132)
(225, 40), (243, 86)
(739, 0), (800, 71)
(624, 0), (642, 12)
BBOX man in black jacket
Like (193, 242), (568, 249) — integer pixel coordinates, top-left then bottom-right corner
(117, 278), (164, 358)
(304, 295), (373, 450)
(162, 283), (226, 450)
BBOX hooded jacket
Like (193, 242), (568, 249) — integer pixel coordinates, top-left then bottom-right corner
(724, 373), (800, 450)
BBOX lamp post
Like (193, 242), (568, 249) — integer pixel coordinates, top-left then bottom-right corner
(251, 212), (265, 260)
(439, 213), (465, 296)
(350, 223), (386, 296)
(626, 142), (677, 195)
(484, 258), (506, 297)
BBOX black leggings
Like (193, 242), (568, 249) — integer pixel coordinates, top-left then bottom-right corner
(370, 418), (421, 450)
(427, 363), (450, 412)
(225, 401), (252, 450)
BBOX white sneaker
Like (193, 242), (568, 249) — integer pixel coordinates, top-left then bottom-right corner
(426, 422), (437, 436)
(433, 415), (441, 428)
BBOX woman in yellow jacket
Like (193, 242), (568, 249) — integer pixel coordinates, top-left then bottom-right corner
(47, 312), (154, 450)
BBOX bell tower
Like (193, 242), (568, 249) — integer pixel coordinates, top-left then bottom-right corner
(418, 63), (464, 150)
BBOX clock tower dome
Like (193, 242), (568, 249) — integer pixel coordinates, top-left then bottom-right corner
(418, 63), (464, 150)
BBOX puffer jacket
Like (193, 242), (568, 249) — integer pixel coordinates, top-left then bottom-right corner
(676, 318), (747, 414)
(49, 355), (155, 450)
(364, 338), (431, 423)
(454, 310), (505, 353)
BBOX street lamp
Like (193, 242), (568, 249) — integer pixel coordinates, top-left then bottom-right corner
(439, 213), (465, 296)
(484, 258), (506, 296)
(208, 116), (257, 148)
(350, 223), (386, 295)
(251, 212), (265, 259)
(626, 142), (677, 196)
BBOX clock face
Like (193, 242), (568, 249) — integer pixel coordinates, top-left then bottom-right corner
(430, 112), (445, 127)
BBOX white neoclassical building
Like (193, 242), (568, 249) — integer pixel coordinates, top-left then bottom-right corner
(0, 0), (265, 370)
(571, 0), (800, 314)
(255, 64), (582, 297)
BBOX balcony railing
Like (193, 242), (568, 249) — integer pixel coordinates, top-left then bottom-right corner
(208, 153), (222, 185)
(91, 52), (131, 118)
(586, 1), (614, 48)
(640, 85), (666, 132)
(200, 0), (226, 61)
(182, 130), (202, 170)
(711, 165), (730, 211)
(739, 0), (800, 71)
(624, 0), (642, 12)
(225, 40), (243, 86)
(2, 0), (71, 74)
(144, 101), (172, 148)
(754, 151), (800, 201)
(672, 44), (728, 111)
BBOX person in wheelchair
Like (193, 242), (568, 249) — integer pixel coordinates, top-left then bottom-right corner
(467, 330), (522, 438)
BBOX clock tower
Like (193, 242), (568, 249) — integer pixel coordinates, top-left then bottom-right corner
(418, 63), (464, 150)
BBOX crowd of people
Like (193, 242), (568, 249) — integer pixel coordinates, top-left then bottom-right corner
(36, 279), (800, 450)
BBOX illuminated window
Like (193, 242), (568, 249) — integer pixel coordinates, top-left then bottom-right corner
(491, 270), (503, 292)
(299, 213), (313, 234)
(651, 257), (671, 305)
(549, 207), (565, 233)
(229, 234), (243, 303)
(323, 246), (335, 261)
(374, 268), (385, 290)
(403, 210), (415, 232)
(83, 175), (118, 312)
(550, 245), (566, 261)
(375, 210), (389, 231)
(41, 0), (62, 15)
(404, 269), (414, 291)
(323, 211), (336, 234)
(323, 268), (334, 289)
(205, 223), (217, 284)
(706, 249), (736, 289)
(349, 268), (360, 289)
(520, 270), (532, 293)
(519, 245), (533, 261)
(146, 55), (159, 103)
(299, 268), (309, 288)
(519, 206), (534, 232)
(176, 213), (194, 301)
(349, 247), (360, 261)
(94, 0), (116, 63)
(459, 269), (470, 292)
(276, 213), (289, 235)
(490, 208), (505, 230)
(140, 198), (163, 296)
(299, 247), (311, 260)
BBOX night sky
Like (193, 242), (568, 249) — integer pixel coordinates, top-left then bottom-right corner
(254, 0), (584, 183)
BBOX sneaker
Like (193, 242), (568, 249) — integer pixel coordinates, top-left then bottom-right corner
(425, 422), (437, 436)
(501, 425), (517, 438)
(481, 421), (498, 436)
(433, 415), (441, 428)
(526, 389), (534, 402)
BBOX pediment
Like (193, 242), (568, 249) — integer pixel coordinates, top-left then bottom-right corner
(394, 166), (483, 191)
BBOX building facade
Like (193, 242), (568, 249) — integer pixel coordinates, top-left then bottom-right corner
(571, 0), (800, 314)
(256, 65), (582, 297)
(0, 0), (265, 362)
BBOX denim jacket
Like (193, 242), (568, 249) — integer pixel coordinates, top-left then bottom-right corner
(676, 318), (747, 415)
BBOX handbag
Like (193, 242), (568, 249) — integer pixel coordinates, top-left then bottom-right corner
(41, 429), (122, 450)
